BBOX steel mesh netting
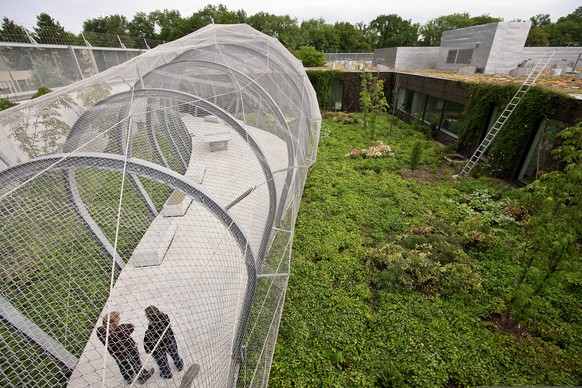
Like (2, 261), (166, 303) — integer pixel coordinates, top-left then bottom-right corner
(0, 45), (145, 95)
(0, 24), (320, 387)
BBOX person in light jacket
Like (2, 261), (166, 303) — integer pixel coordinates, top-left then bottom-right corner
(144, 306), (184, 379)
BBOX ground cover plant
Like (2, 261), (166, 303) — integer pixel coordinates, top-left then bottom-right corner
(269, 114), (581, 387)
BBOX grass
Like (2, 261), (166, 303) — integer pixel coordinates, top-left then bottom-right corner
(269, 113), (582, 387)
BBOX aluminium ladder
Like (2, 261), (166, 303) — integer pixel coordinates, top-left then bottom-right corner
(460, 50), (555, 177)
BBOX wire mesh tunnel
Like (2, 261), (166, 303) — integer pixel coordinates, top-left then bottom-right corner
(0, 24), (321, 387)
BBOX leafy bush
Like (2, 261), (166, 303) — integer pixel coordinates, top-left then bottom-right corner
(306, 70), (343, 110)
(456, 188), (518, 227)
(321, 111), (357, 124)
(400, 234), (465, 264)
(376, 361), (405, 387)
(293, 46), (325, 67)
(0, 98), (18, 111)
(31, 86), (52, 99)
(367, 241), (481, 295)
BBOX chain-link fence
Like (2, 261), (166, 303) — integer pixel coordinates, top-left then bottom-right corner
(0, 43), (146, 97)
(0, 23), (321, 387)
(0, 24), (164, 49)
(324, 52), (373, 62)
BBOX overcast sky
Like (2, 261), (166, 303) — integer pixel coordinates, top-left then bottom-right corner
(0, 0), (579, 32)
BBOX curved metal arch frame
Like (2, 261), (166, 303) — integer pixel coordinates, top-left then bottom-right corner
(0, 152), (257, 383)
(173, 44), (312, 120)
(62, 169), (125, 269)
(101, 88), (278, 263)
(142, 59), (298, 231)
(60, 87), (277, 263)
(154, 105), (187, 171)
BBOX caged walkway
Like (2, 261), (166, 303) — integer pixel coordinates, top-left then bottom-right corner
(0, 24), (321, 387)
(69, 115), (288, 387)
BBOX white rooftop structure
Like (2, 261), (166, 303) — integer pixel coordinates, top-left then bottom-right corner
(0, 24), (321, 387)
(438, 21), (532, 74)
(371, 21), (579, 75)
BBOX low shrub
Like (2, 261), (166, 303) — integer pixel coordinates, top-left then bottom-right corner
(31, 86), (52, 99)
(367, 242), (481, 295)
(0, 98), (18, 111)
(409, 141), (422, 170)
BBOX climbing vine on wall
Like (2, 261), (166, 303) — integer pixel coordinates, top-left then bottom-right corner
(306, 70), (343, 111)
(459, 83), (571, 178)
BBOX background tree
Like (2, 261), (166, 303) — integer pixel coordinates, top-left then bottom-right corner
(470, 14), (503, 26)
(526, 14), (552, 46)
(194, 4), (246, 24)
(247, 12), (301, 49)
(83, 14), (129, 36)
(83, 14), (132, 46)
(34, 13), (69, 44)
(334, 22), (371, 51)
(548, 7), (582, 46)
(419, 13), (474, 46)
(299, 19), (339, 52)
(84, 16), (112, 34)
(0, 17), (33, 43)
(128, 12), (156, 39)
(150, 9), (189, 41)
(369, 14), (419, 48)
(0, 18), (35, 74)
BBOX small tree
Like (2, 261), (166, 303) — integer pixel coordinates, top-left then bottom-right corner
(502, 121), (582, 329)
(409, 141), (422, 170)
(359, 70), (388, 139)
(389, 73), (400, 134)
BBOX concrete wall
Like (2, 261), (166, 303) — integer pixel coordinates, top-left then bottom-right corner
(487, 22), (532, 74)
(374, 47), (439, 70)
(439, 23), (497, 73)
(373, 48), (398, 68)
(520, 47), (582, 70)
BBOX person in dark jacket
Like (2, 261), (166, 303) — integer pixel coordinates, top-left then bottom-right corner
(144, 306), (184, 379)
(97, 311), (154, 384)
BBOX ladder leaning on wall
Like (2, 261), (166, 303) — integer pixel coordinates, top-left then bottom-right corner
(459, 50), (556, 177)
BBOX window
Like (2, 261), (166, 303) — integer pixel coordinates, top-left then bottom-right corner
(396, 88), (413, 114)
(439, 101), (464, 138)
(423, 96), (444, 127)
(517, 118), (567, 184)
(456, 49), (473, 64)
(446, 48), (474, 64)
(332, 80), (343, 111)
(410, 92), (427, 119)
